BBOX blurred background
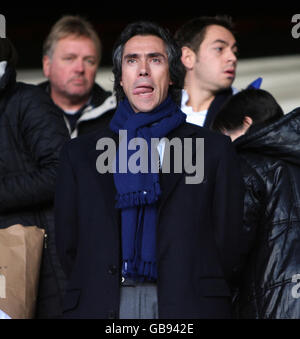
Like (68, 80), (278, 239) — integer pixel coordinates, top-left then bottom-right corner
(2, 5), (300, 113)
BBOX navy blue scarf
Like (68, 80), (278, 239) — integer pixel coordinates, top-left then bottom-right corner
(110, 96), (186, 281)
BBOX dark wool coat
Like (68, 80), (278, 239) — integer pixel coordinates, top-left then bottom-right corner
(55, 121), (246, 319)
(0, 66), (70, 318)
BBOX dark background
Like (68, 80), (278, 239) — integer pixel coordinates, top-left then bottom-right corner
(2, 5), (300, 68)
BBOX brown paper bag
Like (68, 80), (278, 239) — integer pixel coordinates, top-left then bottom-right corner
(0, 224), (45, 319)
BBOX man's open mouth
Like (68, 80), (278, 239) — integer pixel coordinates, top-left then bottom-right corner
(224, 69), (235, 77)
(133, 85), (154, 95)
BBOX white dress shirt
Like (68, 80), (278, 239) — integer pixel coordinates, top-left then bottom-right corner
(180, 89), (207, 127)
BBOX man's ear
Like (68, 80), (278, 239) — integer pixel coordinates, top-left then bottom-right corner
(42, 55), (51, 78)
(244, 116), (253, 128)
(181, 46), (196, 70)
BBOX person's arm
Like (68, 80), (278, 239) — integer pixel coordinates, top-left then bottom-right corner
(232, 159), (265, 311)
(239, 160), (265, 258)
(54, 143), (78, 279)
(0, 87), (69, 212)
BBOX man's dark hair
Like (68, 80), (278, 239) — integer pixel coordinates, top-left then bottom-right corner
(212, 89), (284, 134)
(175, 15), (235, 53)
(112, 21), (185, 103)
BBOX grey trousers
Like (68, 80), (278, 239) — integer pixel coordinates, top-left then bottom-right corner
(119, 282), (159, 319)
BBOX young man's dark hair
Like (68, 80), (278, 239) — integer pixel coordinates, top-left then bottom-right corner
(212, 88), (284, 134)
(112, 21), (185, 103)
(175, 15), (235, 53)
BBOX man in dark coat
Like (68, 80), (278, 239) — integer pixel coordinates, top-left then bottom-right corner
(55, 21), (245, 319)
(0, 38), (70, 318)
(40, 15), (116, 138)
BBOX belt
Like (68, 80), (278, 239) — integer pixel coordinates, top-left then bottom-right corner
(121, 277), (157, 287)
(121, 277), (137, 287)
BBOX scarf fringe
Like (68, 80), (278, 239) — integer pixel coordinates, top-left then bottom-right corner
(116, 182), (161, 209)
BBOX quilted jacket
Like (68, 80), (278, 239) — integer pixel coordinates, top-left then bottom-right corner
(0, 65), (69, 318)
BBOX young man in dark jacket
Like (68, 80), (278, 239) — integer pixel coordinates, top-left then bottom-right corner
(41, 15), (116, 138)
(213, 88), (300, 318)
(0, 38), (69, 318)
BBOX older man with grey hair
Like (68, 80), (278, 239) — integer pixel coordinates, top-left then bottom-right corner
(40, 15), (116, 138)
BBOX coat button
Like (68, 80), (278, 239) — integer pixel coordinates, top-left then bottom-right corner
(108, 265), (117, 275)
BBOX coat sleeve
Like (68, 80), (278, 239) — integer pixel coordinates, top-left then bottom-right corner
(212, 137), (246, 287)
(0, 87), (70, 212)
(232, 159), (266, 315)
(54, 143), (78, 280)
(239, 160), (265, 258)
